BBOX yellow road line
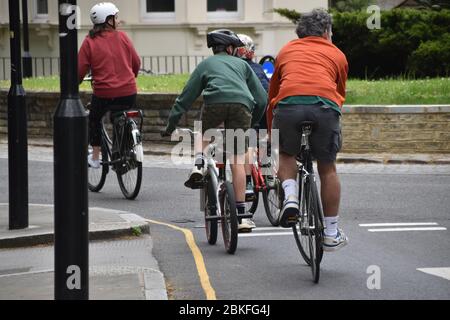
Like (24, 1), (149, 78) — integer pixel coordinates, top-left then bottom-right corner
(146, 219), (217, 300)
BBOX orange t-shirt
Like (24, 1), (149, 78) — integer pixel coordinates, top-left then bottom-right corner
(267, 37), (348, 130)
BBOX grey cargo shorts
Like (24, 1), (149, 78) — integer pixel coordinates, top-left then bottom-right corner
(272, 103), (342, 162)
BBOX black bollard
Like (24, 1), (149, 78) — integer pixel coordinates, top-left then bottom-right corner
(54, 0), (89, 300)
(8, 0), (29, 230)
(22, 0), (33, 78)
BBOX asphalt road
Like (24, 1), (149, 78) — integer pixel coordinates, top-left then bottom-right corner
(0, 150), (449, 300)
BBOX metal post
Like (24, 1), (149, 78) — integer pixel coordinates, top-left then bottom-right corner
(22, 0), (33, 78)
(8, 0), (29, 230)
(54, 0), (89, 300)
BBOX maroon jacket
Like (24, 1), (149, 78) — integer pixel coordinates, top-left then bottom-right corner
(78, 30), (141, 98)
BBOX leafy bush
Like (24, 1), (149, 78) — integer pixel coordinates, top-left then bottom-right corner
(407, 34), (450, 77)
(332, 9), (450, 78)
(273, 7), (450, 78)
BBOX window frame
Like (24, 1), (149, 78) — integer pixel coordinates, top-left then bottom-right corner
(207, 0), (243, 21)
(33, 0), (49, 22)
(141, 0), (176, 22)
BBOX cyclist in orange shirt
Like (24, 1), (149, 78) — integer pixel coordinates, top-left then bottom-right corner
(268, 9), (349, 252)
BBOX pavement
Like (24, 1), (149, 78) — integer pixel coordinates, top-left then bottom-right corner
(0, 204), (168, 300)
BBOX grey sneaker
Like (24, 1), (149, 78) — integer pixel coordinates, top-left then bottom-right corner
(238, 218), (256, 233)
(323, 229), (349, 252)
(278, 195), (299, 228)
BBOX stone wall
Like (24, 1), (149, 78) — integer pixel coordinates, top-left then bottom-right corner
(1, 91), (449, 154)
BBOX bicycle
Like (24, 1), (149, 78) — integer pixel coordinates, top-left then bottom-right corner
(291, 121), (325, 283)
(87, 104), (144, 200)
(176, 128), (253, 254)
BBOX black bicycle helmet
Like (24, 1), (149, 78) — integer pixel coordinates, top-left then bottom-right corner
(207, 29), (244, 48)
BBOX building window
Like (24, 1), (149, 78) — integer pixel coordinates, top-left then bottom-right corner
(36, 0), (48, 15)
(207, 0), (242, 20)
(147, 0), (175, 12)
(142, 0), (175, 21)
(33, 0), (49, 22)
(208, 0), (238, 12)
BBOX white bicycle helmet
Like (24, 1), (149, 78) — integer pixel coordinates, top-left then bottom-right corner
(90, 2), (119, 25)
(236, 34), (256, 59)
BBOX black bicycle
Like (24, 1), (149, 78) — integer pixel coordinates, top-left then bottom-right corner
(87, 105), (144, 200)
(177, 129), (253, 254)
(291, 121), (325, 283)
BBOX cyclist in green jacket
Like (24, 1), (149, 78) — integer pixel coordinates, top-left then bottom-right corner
(162, 29), (267, 232)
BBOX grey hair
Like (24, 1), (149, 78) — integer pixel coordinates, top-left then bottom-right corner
(296, 8), (332, 38)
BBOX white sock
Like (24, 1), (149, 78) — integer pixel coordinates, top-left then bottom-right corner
(282, 179), (298, 199)
(324, 216), (339, 237)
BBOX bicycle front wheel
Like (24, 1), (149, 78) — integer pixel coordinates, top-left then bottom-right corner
(219, 181), (238, 254)
(88, 144), (108, 192)
(204, 175), (218, 245)
(293, 175), (323, 283)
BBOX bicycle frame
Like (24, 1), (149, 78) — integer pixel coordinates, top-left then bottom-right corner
(101, 110), (143, 167)
(251, 152), (268, 193)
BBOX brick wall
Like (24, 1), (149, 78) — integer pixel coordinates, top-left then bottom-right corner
(342, 106), (450, 153)
(1, 91), (449, 154)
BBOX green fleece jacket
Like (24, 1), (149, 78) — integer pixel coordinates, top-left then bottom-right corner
(166, 52), (268, 133)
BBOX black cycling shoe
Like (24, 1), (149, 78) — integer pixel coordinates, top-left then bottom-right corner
(184, 167), (204, 189)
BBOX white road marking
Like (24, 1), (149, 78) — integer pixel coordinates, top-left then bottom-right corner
(417, 268), (450, 281)
(368, 227), (447, 232)
(359, 222), (439, 227)
(239, 232), (293, 238)
(253, 227), (287, 232)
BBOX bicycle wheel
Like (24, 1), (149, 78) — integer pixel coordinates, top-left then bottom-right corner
(219, 181), (238, 254)
(88, 143), (108, 192)
(293, 175), (323, 283)
(262, 176), (282, 226)
(116, 121), (143, 200)
(204, 175), (218, 245)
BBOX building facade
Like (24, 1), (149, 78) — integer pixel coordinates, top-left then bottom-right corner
(0, 0), (327, 77)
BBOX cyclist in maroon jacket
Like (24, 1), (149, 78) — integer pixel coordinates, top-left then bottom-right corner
(78, 2), (141, 168)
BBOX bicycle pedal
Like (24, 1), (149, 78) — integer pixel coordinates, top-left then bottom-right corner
(238, 228), (253, 234)
(245, 194), (256, 202)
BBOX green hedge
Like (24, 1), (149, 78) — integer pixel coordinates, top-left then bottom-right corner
(331, 9), (450, 78)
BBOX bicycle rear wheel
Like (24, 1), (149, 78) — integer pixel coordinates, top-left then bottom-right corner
(204, 175), (218, 245)
(88, 144), (108, 192)
(117, 158), (142, 200)
(220, 181), (238, 254)
(293, 175), (324, 283)
(262, 177), (282, 226)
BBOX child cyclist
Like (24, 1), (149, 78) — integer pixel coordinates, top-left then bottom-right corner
(78, 2), (141, 168)
(162, 29), (267, 232)
(235, 33), (271, 229)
